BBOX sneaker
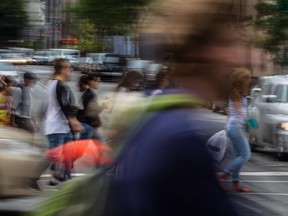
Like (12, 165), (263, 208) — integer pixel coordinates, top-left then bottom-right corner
(48, 180), (60, 186)
(232, 182), (251, 192)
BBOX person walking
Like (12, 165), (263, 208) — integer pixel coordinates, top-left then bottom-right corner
(0, 78), (12, 126)
(104, 0), (247, 215)
(12, 72), (38, 134)
(31, 58), (83, 188)
(219, 67), (252, 192)
(116, 70), (143, 93)
(78, 73), (106, 140)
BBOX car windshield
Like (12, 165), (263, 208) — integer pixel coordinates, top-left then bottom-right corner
(104, 56), (120, 63)
(272, 84), (288, 102)
(0, 62), (15, 71)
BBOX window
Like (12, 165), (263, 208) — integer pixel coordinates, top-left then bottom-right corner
(274, 85), (284, 102)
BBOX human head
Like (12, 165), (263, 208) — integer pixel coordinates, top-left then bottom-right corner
(86, 73), (101, 90)
(155, 71), (169, 89)
(117, 70), (143, 91)
(141, 0), (247, 100)
(53, 58), (72, 82)
(78, 75), (88, 92)
(23, 72), (38, 87)
(1, 76), (15, 95)
(228, 67), (251, 99)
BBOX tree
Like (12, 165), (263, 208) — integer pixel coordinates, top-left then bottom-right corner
(73, 20), (109, 52)
(254, 0), (288, 69)
(68, 0), (152, 37)
(0, 0), (28, 47)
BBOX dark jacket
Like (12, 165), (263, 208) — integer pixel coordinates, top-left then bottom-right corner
(79, 88), (101, 128)
(105, 107), (238, 216)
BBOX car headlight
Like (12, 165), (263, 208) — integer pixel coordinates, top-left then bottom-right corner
(278, 122), (288, 131)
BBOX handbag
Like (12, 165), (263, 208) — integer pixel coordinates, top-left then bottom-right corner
(206, 130), (231, 163)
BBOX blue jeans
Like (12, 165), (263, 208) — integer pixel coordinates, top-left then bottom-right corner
(225, 121), (251, 181)
(80, 123), (102, 141)
(47, 133), (73, 149)
(47, 133), (73, 180)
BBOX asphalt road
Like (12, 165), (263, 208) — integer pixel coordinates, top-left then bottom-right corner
(1, 65), (288, 215)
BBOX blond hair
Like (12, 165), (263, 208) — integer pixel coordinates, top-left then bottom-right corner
(228, 67), (251, 100)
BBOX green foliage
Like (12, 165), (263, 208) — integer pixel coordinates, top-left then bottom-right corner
(0, 0), (28, 45)
(254, 0), (288, 66)
(68, 0), (152, 36)
(71, 20), (109, 52)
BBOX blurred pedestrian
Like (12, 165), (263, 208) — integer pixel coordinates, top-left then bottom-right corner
(218, 67), (251, 192)
(77, 73), (106, 140)
(105, 0), (244, 215)
(0, 78), (11, 126)
(13, 72), (38, 134)
(150, 71), (170, 96)
(30, 58), (83, 189)
(116, 70), (143, 93)
(76, 74), (89, 126)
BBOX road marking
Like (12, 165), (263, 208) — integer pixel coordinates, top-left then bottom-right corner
(41, 173), (86, 178)
(241, 193), (288, 196)
(229, 180), (288, 183)
(241, 172), (288, 176)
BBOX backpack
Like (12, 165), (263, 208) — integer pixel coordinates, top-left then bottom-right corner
(27, 94), (204, 216)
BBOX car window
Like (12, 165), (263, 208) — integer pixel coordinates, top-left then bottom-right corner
(261, 85), (272, 95)
(273, 85), (284, 102)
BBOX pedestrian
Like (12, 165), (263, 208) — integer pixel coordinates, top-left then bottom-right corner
(116, 70), (143, 93)
(104, 0), (245, 215)
(78, 73), (106, 140)
(218, 67), (252, 192)
(30, 58), (83, 189)
(0, 78), (11, 126)
(149, 71), (170, 96)
(75, 74), (89, 135)
(12, 72), (39, 134)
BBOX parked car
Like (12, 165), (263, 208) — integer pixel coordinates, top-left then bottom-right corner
(32, 50), (55, 65)
(0, 53), (36, 65)
(95, 54), (130, 81)
(248, 75), (288, 160)
(76, 57), (93, 73)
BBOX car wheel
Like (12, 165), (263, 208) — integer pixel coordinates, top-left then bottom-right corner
(276, 152), (288, 161)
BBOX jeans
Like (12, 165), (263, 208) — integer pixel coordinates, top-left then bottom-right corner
(80, 123), (102, 141)
(225, 121), (251, 181)
(36, 132), (73, 180)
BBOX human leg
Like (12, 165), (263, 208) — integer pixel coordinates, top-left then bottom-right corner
(225, 123), (251, 181)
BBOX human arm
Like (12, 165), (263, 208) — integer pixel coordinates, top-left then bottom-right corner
(56, 81), (83, 132)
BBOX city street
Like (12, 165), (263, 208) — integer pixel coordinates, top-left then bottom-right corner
(0, 65), (288, 215)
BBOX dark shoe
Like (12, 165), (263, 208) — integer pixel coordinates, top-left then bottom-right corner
(52, 173), (65, 182)
(48, 180), (59, 186)
(28, 179), (41, 192)
(232, 181), (251, 192)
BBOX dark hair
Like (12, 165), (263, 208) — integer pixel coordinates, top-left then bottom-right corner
(155, 71), (168, 85)
(53, 58), (70, 77)
(116, 70), (143, 92)
(78, 75), (88, 92)
(86, 73), (101, 82)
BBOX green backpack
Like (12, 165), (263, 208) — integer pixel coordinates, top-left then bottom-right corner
(27, 94), (203, 216)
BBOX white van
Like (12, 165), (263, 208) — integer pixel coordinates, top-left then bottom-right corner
(49, 49), (81, 58)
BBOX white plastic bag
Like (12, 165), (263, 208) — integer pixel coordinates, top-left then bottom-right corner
(206, 130), (231, 163)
